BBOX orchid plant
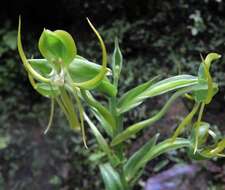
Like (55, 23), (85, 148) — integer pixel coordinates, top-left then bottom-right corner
(17, 17), (225, 190)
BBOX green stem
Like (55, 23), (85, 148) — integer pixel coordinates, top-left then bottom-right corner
(109, 94), (128, 188)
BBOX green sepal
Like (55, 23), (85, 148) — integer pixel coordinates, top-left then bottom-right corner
(68, 56), (117, 96)
(35, 83), (60, 97)
(192, 82), (218, 102)
(17, 17), (50, 83)
(28, 59), (52, 77)
(195, 53), (221, 104)
(38, 29), (76, 66)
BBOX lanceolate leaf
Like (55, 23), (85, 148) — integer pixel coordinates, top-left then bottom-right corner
(91, 108), (114, 137)
(136, 138), (191, 173)
(83, 113), (117, 164)
(112, 87), (195, 146)
(81, 90), (117, 135)
(124, 134), (159, 181)
(124, 138), (191, 182)
(117, 77), (158, 113)
(117, 75), (198, 114)
(142, 75), (198, 97)
(100, 163), (124, 190)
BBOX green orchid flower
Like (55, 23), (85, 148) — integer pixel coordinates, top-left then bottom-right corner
(17, 16), (110, 147)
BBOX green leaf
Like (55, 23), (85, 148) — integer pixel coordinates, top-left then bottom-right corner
(100, 163), (124, 190)
(138, 138), (191, 168)
(117, 77), (157, 113)
(35, 83), (60, 97)
(38, 29), (76, 66)
(112, 38), (123, 84)
(83, 113), (118, 165)
(81, 90), (117, 136)
(112, 87), (196, 146)
(142, 75), (198, 97)
(118, 75), (198, 114)
(124, 134), (159, 181)
(91, 108), (114, 137)
(28, 59), (52, 77)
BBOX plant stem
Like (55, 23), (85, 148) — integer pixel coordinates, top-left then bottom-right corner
(110, 93), (131, 189)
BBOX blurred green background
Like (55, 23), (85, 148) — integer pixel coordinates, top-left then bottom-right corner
(0, 0), (225, 189)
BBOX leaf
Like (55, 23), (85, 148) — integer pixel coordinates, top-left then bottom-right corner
(112, 86), (195, 146)
(138, 138), (191, 168)
(142, 75), (198, 97)
(100, 163), (124, 190)
(124, 134), (159, 181)
(117, 77), (157, 113)
(91, 108), (114, 137)
(118, 75), (198, 114)
(81, 90), (116, 136)
(83, 113), (117, 165)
